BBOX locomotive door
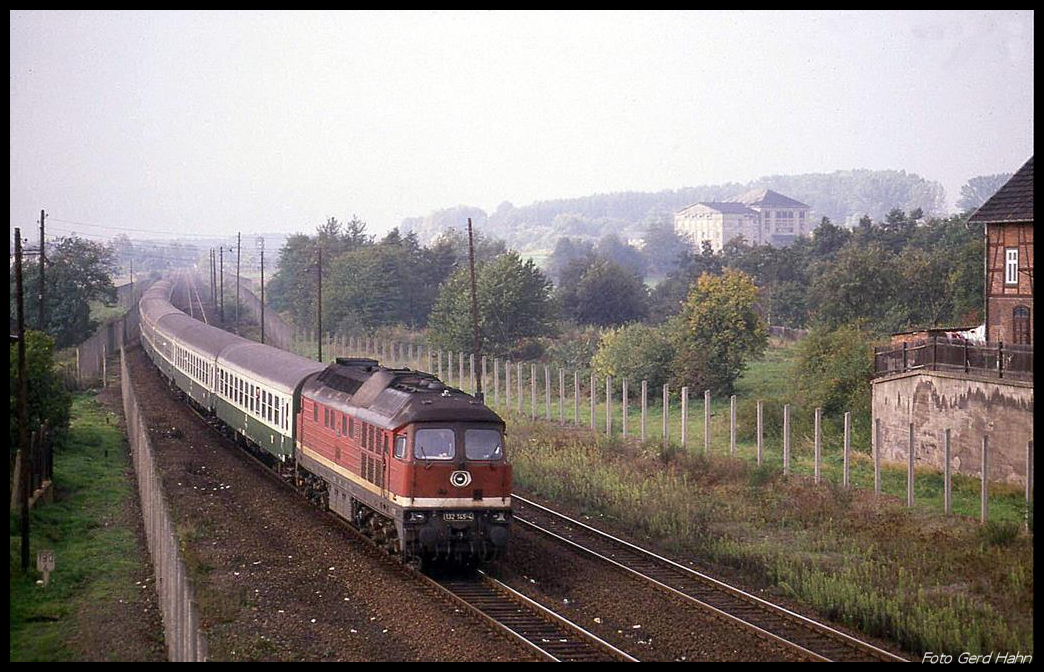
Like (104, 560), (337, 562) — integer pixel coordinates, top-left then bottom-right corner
(379, 429), (388, 501)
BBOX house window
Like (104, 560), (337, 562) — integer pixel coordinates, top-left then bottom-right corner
(1005, 248), (1019, 285)
(1013, 306), (1031, 344)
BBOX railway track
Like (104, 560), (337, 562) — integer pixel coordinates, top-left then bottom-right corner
(512, 495), (907, 662)
(429, 570), (638, 662)
(143, 340), (634, 662)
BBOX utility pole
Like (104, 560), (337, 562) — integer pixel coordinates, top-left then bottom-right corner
(236, 232), (241, 334)
(316, 248), (323, 362)
(467, 218), (483, 401)
(219, 246), (225, 323)
(15, 228), (31, 572)
(38, 210), (47, 330)
(258, 236), (265, 344)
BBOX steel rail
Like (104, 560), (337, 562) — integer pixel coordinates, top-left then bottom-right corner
(513, 494), (907, 662)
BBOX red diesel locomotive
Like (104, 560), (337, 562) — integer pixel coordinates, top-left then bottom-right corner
(296, 358), (511, 564)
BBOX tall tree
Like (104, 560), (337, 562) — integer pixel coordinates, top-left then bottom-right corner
(669, 269), (768, 394)
(956, 173), (1013, 213)
(427, 252), (557, 359)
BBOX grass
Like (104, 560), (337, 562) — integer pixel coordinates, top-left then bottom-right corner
(9, 394), (155, 661)
(506, 422), (1034, 656)
(485, 339), (1030, 527)
(89, 300), (128, 324)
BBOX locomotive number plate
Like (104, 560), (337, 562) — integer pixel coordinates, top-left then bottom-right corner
(443, 512), (474, 521)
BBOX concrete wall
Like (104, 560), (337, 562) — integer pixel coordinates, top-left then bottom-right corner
(872, 370), (1033, 486)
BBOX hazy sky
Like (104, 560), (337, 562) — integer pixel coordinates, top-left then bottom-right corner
(10, 10), (1035, 241)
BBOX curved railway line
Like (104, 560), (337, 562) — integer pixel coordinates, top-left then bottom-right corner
(149, 349), (637, 662)
(511, 495), (907, 662)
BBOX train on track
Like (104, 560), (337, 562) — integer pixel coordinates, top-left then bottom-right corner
(138, 279), (511, 565)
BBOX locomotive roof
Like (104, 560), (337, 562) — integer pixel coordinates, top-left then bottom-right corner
(218, 341), (326, 395)
(303, 357), (503, 431)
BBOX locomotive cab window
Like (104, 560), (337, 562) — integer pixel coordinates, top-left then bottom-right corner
(414, 428), (455, 461)
(465, 428), (504, 460)
(394, 435), (407, 460)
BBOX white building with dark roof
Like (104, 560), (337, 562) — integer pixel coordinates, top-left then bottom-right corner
(674, 188), (813, 252)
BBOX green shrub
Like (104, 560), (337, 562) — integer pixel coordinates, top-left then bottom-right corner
(591, 323), (674, 390)
(978, 520), (1022, 547)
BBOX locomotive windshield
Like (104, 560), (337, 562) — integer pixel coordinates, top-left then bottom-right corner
(414, 428), (455, 460)
(465, 429), (503, 460)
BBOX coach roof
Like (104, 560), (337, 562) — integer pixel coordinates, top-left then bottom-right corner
(218, 341), (326, 395)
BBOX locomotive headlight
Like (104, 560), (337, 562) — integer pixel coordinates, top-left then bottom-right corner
(408, 511), (427, 523)
(490, 511), (508, 523)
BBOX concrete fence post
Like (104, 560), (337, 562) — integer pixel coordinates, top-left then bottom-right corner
(622, 379), (629, 438)
(545, 365), (551, 419)
(589, 373), (596, 430)
(944, 428), (952, 515)
(814, 407), (822, 484)
(981, 436), (989, 524)
(531, 364), (537, 420)
(559, 368), (565, 424)
(481, 356), (487, 398)
(447, 350), (454, 385)
(605, 376), (612, 436)
(470, 354), (476, 394)
(438, 350), (443, 380)
(730, 395), (737, 457)
(517, 362), (523, 414)
(573, 371), (580, 426)
(756, 400), (763, 466)
(459, 352), (465, 389)
(874, 418), (881, 494)
(783, 404), (791, 475)
(640, 381), (648, 442)
(907, 422), (915, 508)
(843, 411), (851, 489)
(493, 358), (500, 407)
(662, 384), (669, 449)
(680, 387), (688, 449)
(704, 390), (711, 455)
(102, 343), (108, 387)
(505, 361), (511, 409)
(1026, 441), (1034, 531)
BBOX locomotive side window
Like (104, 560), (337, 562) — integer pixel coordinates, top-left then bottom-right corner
(414, 428), (455, 460)
(465, 429), (503, 460)
(348, 417), (354, 439)
(342, 415), (347, 436)
(394, 435), (407, 459)
(313, 402), (318, 422)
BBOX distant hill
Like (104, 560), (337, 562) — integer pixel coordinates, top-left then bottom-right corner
(400, 169), (948, 250)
